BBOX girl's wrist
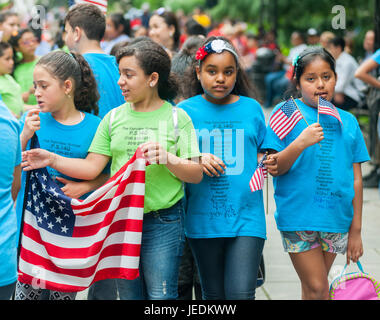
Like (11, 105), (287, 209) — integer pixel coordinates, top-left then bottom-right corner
(50, 152), (58, 168)
(20, 131), (32, 145)
(349, 226), (362, 235)
(294, 137), (308, 153)
(166, 151), (179, 166)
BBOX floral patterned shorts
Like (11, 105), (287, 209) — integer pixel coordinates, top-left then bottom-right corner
(280, 231), (348, 254)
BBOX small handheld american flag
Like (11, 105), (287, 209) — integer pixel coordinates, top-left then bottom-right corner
(318, 96), (342, 124)
(249, 154), (268, 192)
(269, 99), (304, 140)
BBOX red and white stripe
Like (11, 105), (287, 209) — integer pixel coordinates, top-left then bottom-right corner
(269, 108), (303, 140)
(318, 105), (342, 124)
(249, 167), (267, 192)
(76, 0), (108, 14)
(18, 150), (145, 292)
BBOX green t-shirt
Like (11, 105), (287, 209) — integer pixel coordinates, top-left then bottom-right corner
(0, 74), (24, 118)
(13, 59), (38, 105)
(89, 101), (201, 213)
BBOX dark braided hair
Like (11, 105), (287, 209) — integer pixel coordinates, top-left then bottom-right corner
(37, 51), (99, 115)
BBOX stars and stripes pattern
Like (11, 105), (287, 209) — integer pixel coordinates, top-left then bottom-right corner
(269, 99), (304, 140)
(249, 154), (268, 192)
(18, 138), (146, 292)
(68, 0), (108, 14)
(318, 96), (342, 124)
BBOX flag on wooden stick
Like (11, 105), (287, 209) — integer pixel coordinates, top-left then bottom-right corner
(318, 96), (342, 124)
(269, 99), (304, 140)
(249, 154), (268, 192)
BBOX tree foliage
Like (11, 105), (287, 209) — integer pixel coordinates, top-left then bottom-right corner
(210, 0), (375, 55)
(38, 0), (376, 57)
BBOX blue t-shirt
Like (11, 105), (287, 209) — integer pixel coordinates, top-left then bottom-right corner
(0, 102), (21, 286)
(371, 48), (380, 64)
(178, 95), (267, 239)
(83, 53), (125, 119)
(261, 99), (370, 233)
(16, 112), (103, 237)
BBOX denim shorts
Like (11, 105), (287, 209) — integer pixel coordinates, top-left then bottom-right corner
(280, 231), (348, 254)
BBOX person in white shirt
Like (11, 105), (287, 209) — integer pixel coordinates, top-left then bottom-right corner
(327, 37), (366, 110)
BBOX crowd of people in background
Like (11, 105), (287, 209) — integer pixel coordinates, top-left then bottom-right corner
(0, 1), (380, 301)
(4, 2), (375, 188)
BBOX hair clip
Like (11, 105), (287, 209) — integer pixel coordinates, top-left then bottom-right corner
(195, 39), (238, 62)
(292, 54), (300, 67)
(156, 7), (166, 15)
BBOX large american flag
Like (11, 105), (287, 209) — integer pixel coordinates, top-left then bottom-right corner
(18, 137), (146, 292)
(249, 154), (268, 192)
(269, 99), (303, 140)
(318, 96), (342, 124)
(68, 0), (108, 14)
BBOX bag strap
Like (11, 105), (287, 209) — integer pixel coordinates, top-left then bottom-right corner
(340, 260), (365, 277)
(108, 107), (117, 137)
(172, 105), (185, 190)
(172, 106), (179, 154)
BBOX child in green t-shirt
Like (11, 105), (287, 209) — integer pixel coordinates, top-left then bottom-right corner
(22, 38), (203, 300)
(10, 28), (39, 105)
(0, 41), (24, 118)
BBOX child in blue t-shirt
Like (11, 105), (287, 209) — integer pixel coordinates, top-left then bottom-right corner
(262, 47), (370, 300)
(178, 36), (267, 300)
(15, 50), (108, 300)
(0, 102), (21, 300)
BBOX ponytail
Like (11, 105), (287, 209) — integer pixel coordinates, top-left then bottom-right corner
(158, 73), (178, 101)
(37, 51), (99, 115)
(70, 52), (99, 115)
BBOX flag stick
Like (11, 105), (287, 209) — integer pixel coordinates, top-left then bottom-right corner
(317, 101), (320, 124)
(266, 172), (269, 215)
(291, 96), (321, 148)
(291, 96), (309, 126)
